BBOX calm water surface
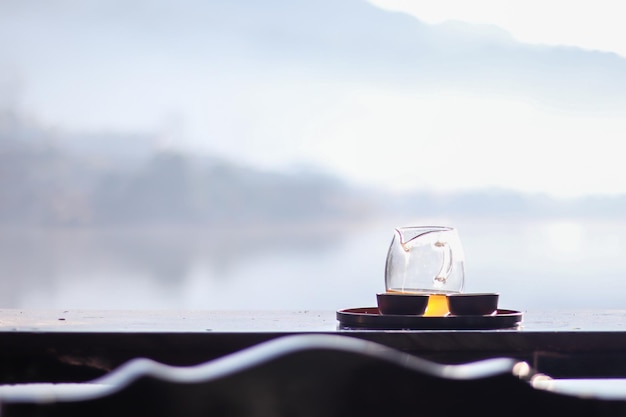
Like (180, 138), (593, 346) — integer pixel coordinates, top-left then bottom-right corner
(2, 217), (626, 311)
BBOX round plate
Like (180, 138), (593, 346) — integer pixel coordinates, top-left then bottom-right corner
(336, 307), (523, 330)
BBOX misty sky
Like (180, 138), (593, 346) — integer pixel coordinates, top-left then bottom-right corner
(2, 0), (626, 197)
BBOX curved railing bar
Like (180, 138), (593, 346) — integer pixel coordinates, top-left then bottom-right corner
(0, 334), (529, 404)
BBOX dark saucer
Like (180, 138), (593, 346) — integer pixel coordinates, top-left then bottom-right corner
(336, 307), (523, 330)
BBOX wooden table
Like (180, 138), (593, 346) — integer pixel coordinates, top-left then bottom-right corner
(1, 308), (626, 382)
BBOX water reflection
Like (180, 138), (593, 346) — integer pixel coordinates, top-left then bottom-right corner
(2, 218), (626, 310)
(0, 221), (382, 309)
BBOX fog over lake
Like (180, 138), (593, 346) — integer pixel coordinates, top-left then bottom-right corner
(3, 215), (625, 311)
(2, 0), (626, 312)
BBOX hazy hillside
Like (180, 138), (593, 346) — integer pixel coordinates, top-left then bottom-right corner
(0, 110), (379, 227)
(3, 107), (626, 229)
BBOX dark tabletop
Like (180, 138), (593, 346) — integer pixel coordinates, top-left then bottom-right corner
(1, 309), (626, 380)
(1, 308), (626, 332)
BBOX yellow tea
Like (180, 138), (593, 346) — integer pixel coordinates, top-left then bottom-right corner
(386, 289), (452, 316)
(423, 294), (449, 317)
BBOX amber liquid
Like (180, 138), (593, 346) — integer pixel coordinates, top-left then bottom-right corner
(386, 289), (453, 316)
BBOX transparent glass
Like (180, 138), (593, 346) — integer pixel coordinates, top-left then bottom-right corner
(384, 226), (465, 316)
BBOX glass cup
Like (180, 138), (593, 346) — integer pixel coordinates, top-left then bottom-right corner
(384, 226), (465, 316)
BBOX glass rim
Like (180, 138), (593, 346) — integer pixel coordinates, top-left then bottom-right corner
(395, 225), (455, 231)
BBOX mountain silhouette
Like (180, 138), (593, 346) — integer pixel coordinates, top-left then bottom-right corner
(2, 0), (626, 115)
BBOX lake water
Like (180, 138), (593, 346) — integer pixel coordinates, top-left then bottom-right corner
(2, 216), (626, 311)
